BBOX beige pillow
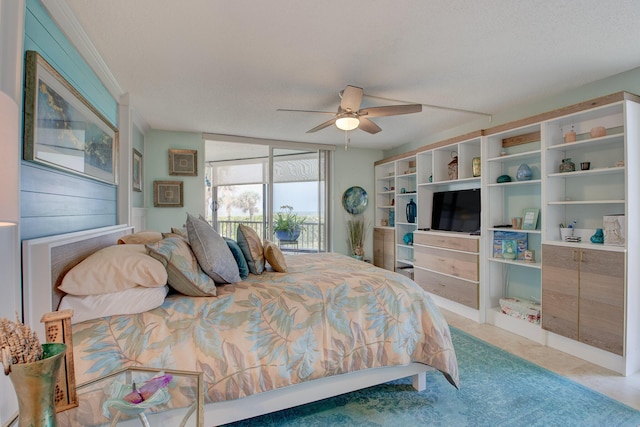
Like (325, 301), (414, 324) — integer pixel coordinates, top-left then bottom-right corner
(237, 224), (265, 274)
(264, 241), (287, 272)
(171, 227), (188, 239)
(118, 231), (163, 245)
(59, 244), (168, 296)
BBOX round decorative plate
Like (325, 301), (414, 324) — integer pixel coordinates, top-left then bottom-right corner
(342, 186), (368, 214)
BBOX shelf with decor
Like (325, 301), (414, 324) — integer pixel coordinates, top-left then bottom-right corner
(374, 161), (396, 228)
(431, 139), (482, 183)
(543, 102), (626, 247)
(483, 123), (543, 335)
(394, 156), (418, 269)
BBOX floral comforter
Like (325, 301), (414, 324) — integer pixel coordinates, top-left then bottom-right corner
(71, 253), (459, 405)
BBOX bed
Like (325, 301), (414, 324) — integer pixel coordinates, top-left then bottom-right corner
(22, 224), (459, 426)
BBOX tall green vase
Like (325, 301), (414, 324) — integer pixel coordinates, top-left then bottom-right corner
(7, 343), (66, 427)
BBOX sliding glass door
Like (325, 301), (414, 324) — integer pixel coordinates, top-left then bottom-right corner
(206, 140), (329, 253)
(272, 148), (326, 252)
(207, 142), (267, 239)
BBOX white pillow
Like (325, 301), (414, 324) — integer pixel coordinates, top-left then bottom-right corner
(58, 285), (169, 324)
(59, 244), (168, 295)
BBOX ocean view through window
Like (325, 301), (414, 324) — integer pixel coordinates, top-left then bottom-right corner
(205, 140), (330, 253)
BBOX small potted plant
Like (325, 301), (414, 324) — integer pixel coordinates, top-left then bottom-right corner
(347, 214), (368, 260)
(273, 205), (306, 241)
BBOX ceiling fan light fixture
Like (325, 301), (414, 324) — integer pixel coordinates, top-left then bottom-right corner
(335, 114), (360, 131)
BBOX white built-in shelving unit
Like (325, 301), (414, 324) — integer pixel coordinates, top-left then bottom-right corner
(373, 92), (640, 375)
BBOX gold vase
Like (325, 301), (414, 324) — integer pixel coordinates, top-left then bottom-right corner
(8, 343), (66, 427)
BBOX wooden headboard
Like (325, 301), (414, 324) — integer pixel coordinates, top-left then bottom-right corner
(22, 225), (133, 339)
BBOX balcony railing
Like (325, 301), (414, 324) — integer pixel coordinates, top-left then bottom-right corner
(216, 220), (324, 253)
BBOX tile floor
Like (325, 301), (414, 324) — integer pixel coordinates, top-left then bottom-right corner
(442, 309), (640, 411)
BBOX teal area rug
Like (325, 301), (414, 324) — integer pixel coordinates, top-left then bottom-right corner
(225, 327), (640, 426)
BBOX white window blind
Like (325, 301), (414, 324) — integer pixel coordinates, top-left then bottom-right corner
(211, 158), (267, 186)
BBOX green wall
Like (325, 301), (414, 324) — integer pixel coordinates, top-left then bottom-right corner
(144, 130), (206, 232)
(332, 147), (383, 257)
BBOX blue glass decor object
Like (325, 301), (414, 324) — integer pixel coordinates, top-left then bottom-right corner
(403, 232), (413, 245)
(406, 199), (417, 223)
(590, 228), (604, 244)
(497, 174), (512, 183)
(389, 210), (395, 227)
(516, 164), (532, 181)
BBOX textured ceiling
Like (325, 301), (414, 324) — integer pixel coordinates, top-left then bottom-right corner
(55, 1), (640, 153)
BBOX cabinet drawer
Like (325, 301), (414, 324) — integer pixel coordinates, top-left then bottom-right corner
(414, 244), (479, 281)
(415, 268), (478, 309)
(413, 233), (478, 252)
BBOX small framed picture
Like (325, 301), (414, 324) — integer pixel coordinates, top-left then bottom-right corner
(169, 149), (197, 176)
(132, 149), (143, 192)
(521, 208), (540, 230)
(153, 181), (183, 207)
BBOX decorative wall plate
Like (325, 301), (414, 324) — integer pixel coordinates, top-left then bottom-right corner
(342, 186), (368, 214)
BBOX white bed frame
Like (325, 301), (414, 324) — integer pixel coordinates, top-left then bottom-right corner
(22, 225), (431, 426)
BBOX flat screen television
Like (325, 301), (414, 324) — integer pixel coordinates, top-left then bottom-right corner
(431, 188), (481, 233)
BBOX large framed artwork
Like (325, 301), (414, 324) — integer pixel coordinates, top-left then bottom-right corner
(23, 51), (118, 185)
(153, 181), (184, 207)
(169, 149), (197, 176)
(132, 149), (143, 192)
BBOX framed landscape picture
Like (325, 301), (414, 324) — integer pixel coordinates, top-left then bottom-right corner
(132, 149), (143, 192)
(153, 181), (183, 207)
(169, 149), (197, 176)
(23, 50), (118, 184)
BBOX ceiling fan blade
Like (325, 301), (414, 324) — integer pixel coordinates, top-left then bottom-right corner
(358, 117), (382, 134)
(277, 108), (336, 115)
(340, 85), (364, 112)
(306, 117), (337, 133)
(359, 104), (422, 118)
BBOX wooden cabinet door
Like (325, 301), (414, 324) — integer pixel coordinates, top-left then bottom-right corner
(373, 228), (395, 271)
(579, 249), (624, 355)
(373, 228), (385, 268)
(541, 245), (579, 340)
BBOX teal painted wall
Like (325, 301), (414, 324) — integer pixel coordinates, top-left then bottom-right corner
(20, 0), (119, 239)
(144, 130), (206, 232)
(24, 0), (118, 127)
(24, 0), (117, 125)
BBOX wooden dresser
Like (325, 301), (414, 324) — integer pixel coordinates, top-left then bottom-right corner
(413, 231), (480, 309)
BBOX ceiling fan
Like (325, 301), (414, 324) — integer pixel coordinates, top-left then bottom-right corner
(278, 85), (423, 134)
